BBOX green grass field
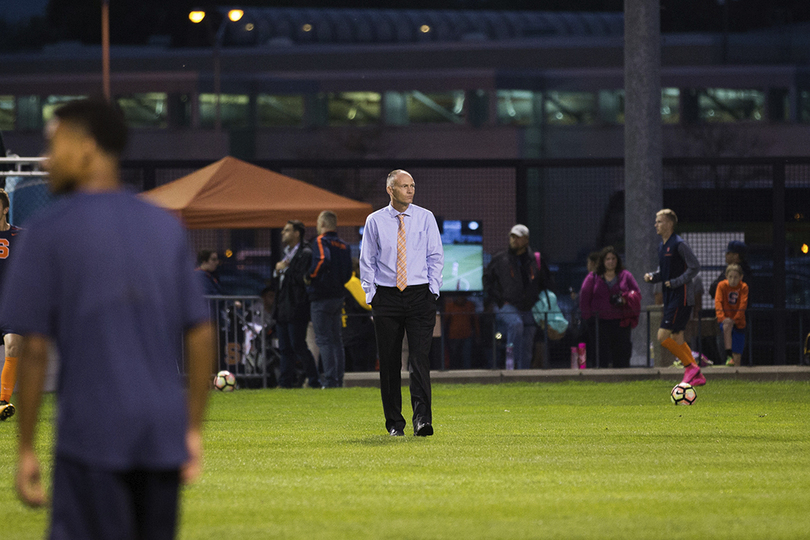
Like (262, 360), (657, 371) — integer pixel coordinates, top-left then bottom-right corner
(2, 380), (810, 539)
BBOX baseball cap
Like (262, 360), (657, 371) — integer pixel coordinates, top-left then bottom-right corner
(727, 240), (747, 256)
(510, 224), (529, 237)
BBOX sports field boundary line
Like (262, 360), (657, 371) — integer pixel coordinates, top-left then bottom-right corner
(342, 366), (810, 387)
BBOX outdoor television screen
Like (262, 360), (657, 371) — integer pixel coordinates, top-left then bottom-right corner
(440, 219), (483, 292)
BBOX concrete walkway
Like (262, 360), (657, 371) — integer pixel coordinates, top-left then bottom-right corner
(343, 366), (810, 387)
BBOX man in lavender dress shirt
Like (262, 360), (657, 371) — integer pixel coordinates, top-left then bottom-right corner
(359, 170), (443, 437)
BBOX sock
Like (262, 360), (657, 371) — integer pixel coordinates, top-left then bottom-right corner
(661, 338), (694, 367)
(725, 349), (733, 358)
(679, 342), (697, 368)
(1, 356), (18, 402)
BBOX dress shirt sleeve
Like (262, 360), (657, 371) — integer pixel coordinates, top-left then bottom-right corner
(425, 211), (444, 298)
(359, 214), (379, 304)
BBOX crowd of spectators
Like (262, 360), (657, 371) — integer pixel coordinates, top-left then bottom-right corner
(202, 219), (750, 378)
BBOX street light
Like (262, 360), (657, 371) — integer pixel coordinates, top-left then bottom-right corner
(189, 8), (244, 131)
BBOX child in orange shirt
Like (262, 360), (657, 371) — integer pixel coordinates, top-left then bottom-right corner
(714, 263), (748, 366)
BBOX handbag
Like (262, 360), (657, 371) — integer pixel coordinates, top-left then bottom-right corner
(532, 290), (569, 340)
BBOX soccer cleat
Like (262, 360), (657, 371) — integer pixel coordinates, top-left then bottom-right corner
(671, 360), (684, 368)
(0, 401), (15, 421)
(683, 363), (706, 387)
(725, 356), (735, 367)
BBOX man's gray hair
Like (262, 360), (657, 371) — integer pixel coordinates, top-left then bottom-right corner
(386, 169), (410, 188)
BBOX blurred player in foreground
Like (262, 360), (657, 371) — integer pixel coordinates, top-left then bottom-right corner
(0, 98), (214, 539)
(644, 209), (705, 386)
(0, 189), (22, 421)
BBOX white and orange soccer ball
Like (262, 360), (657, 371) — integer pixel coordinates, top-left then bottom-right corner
(213, 370), (236, 392)
(670, 382), (696, 405)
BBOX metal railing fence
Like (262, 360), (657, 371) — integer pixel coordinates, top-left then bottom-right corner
(198, 298), (810, 388)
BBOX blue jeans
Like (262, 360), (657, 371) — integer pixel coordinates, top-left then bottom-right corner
(311, 297), (346, 388)
(493, 303), (536, 369)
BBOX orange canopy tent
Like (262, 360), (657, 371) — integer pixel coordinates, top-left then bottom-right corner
(140, 156), (373, 228)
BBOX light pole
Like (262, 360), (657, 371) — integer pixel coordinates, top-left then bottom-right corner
(189, 9), (244, 131)
(102, 0), (110, 100)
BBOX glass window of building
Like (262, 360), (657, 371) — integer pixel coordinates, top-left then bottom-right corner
(661, 88), (680, 123)
(544, 92), (597, 125)
(42, 95), (87, 124)
(326, 92), (381, 126)
(598, 90), (624, 124)
(116, 93), (168, 128)
(595, 88), (678, 124)
(257, 94), (304, 127)
(497, 90), (537, 126)
(698, 89), (764, 122)
(0, 96), (14, 131)
(200, 94), (250, 129)
(407, 91), (465, 124)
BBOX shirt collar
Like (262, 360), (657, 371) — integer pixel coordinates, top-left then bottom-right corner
(387, 203), (411, 217)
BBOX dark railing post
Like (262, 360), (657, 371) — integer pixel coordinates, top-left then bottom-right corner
(747, 314), (754, 367)
(646, 308), (651, 367)
(773, 159), (787, 364)
(594, 314), (600, 368)
(543, 312), (550, 370)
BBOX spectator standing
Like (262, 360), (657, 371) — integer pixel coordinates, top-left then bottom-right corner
(714, 263), (749, 367)
(483, 224), (541, 370)
(644, 209), (705, 386)
(444, 295), (480, 369)
(195, 250), (222, 295)
(343, 258), (376, 372)
(306, 210), (352, 388)
(709, 240), (752, 299)
(274, 220), (321, 389)
(0, 98), (214, 538)
(360, 169), (443, 437)
(579, 246), (640, 368)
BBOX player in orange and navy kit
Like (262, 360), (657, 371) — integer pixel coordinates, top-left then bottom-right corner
(714, 263), (748, 367)
(0, 188), (22, 420)
(644, 209), (705, 386)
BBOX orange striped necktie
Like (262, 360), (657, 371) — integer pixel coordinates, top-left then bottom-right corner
(396, 213), (407, 291)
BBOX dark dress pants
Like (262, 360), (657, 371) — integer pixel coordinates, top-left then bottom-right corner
(277, 319), (321, 388)
(372, 284), (435, 433)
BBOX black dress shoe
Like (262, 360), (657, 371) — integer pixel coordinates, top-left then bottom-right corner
(414, 421), (433, 437)
(389, 428), (405, 437)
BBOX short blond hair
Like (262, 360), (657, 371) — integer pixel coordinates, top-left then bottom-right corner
(656, 208), (678, 225)
(318, 210), (337, 230)
(725, 263), (743, 277)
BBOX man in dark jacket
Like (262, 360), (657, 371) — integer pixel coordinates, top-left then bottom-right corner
(306, 211), (353, 388)
(483, 224), (541, 369)
(274, 220), (320, 388)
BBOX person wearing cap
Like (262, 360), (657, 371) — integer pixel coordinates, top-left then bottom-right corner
(709, 240), (752, 300)
(483, 224), (542, 369)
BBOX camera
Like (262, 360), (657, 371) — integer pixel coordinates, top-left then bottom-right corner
(609, 294), (624, 306)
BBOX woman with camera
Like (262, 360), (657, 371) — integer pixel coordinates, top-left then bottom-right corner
(578, 246), (640, 368)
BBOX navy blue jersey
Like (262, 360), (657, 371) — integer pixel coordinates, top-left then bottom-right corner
(307, 231), (353, 301)
(0, 191), (209, 470)
(657, 234), (700, 307)
(0, 224), (22, 296)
